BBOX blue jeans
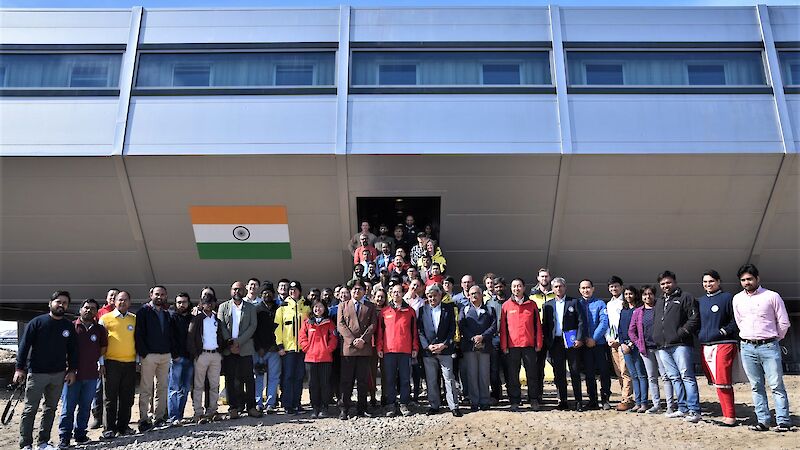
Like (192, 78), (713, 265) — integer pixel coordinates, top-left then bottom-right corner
(58, 378), (97, 442)
(740, 341), (791, 426)
(658, 345), (700, 413)
(253, 351), (282, 408)
(280, 351), (305, 411)
(383, 353), (411, 406)
(623, 349), (648, 406)
(168, 357), (194, 421)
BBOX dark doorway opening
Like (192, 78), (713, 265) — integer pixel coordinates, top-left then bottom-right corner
(356, 196), (442, 244)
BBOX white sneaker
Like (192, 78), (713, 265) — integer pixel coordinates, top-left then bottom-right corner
(684, 412), (701, 423)
(666, 410), (685, 418)
(37, 443), (57, 450)
(22, 446), (33, 450)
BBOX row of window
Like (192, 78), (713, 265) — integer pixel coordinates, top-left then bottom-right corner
(1, 50), (799, 91)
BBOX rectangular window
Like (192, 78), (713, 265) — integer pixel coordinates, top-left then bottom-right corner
(135, 51), (335, 89)
(0, 53), (122, 89)
(585, 64), (623, 85)
(567, 51), (765, 86)
(378, 64), (417, 85)
(173, 64), (211, 87)
(351, 51), (552, 86)
(275, 64), (314, 86)
(482, 64), (521, 85)
(0, 66), (5, 87)
(778, 51), (800, 86)
(687, 64), (726, 85)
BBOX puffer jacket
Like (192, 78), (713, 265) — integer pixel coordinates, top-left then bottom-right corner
(299, 318), (338, 363)
(274, 297), (311, 352)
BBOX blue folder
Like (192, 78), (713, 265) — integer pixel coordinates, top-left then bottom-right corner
(563, 329), (578, 348)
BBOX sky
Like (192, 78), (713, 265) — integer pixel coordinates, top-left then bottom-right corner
(1, 0), (797, 8)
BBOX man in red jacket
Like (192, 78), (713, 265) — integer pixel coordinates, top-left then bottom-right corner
(500, 278), (543, 411)
(377, 283), (420, 417)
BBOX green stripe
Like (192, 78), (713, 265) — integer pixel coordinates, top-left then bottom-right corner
(196, 242), (292, 259)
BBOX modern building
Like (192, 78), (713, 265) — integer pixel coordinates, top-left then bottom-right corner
(0, 5), (797, 365)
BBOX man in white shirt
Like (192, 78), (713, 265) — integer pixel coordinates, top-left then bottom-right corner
(418, 284), (461, 417)
(606, 276), (634, 411)
(217, 281), (260, 418)
(244, 278), (261, 305)
(187, 291), (229, 424)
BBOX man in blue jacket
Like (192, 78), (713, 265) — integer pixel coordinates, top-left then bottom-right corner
(578, 279), (610, 410)
(418, 284), (461, 417)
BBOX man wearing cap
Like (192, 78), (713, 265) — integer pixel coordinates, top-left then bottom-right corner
(187, 289), (228, 424)
(337, 279), (377, 419)
(275, 281), (311, 415)
(418, 284), (461, 417)
(253, 282), (281, 414)
(217, 281), (260, 418)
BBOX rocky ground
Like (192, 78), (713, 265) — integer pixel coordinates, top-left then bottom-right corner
(0, 375), (797, 449)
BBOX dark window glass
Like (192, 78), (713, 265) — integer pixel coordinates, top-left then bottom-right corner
(378, 64), (417, 85)
(482, 64), (521, 85)
(275, 64), (314, 86)
(351, 51), (551, 86)
(0, 53), (121, 88)
(687, 64), (725, 85)
(585, 64), (623, 85)
(778, 52), (800, 85)
(135, 52), (335, 88)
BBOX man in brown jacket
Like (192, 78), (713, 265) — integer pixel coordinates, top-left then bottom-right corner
(337, 279), (377, 420)
(187, 290), (229, 423)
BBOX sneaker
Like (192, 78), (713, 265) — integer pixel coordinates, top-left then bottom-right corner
(646, 405), (662, 414)
(37, 443), (58, 450)
(748, 423), (769, 432)
(74, 436), (90, 445)
(57, 440), (69, 450)
(118, 426), (136, 436)
(229, 409), (240, 419)
(247, 408), (263, 418)
(23, 446), (33, 450)
(195, 415), (209, 425)
(774, 424), (792, 432)
(89, 418), (102, 430)
(310, 411), (319, 419)
(265, 406), (276, 415)
(666, 410), (686, 419)
(386, 407), (399, 418)
(171, 419), (182, 427)
(530, 400), (540, 412)
(317, 410), (328, 418)
(601, 400), (612, 411)
(152, 419), (167, 430)
(138, 421), (153, 433)
(338, 410), (348, 420)
(400, 404), (413, 417)
(637, 405), (648, 413)
(509, 404), (519, 412)
(684, 412), (701, 423)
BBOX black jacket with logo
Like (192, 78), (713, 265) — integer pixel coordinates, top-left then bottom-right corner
(653, 287), (700, 348)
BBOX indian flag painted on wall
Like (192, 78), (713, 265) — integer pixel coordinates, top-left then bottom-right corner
(190, 206), (291, 259)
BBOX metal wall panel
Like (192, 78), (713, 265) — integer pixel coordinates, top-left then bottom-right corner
(767, 6), (800, 43)
(0, 9), (132, 44)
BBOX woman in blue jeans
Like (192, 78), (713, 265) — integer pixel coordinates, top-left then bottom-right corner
(619, 286), (648, 413)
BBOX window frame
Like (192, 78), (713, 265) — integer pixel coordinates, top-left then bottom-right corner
(171, 63), (213, 87)
(0, 45), (124, 97)
(581, 60), (626, 86)
(273, 63), (317, 87)
(479, 61), (523, 86)
(775, 47), (800, 92)
(375, 61), (419, 86)
(131, 44), (338, 96)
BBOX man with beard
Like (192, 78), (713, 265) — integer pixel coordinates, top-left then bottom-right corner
(134, 286), (172, 431)
(98, 291), (137, 439)
(218, 281), (260, 418)
(168, 293), (193, 425)
(253, 282), (281, 414)
(15, 291), (78, 450)
(58, 299), (107, 448)
(529, 268), (554, 404)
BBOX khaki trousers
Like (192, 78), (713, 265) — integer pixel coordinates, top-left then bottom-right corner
(139, 353), (171, 422)
(193, 351), (222, 416)
(611, 347), (633, 403)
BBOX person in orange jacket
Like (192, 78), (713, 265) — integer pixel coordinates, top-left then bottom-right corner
(299, 300), (338, 419)
(377, 282), (420, 417)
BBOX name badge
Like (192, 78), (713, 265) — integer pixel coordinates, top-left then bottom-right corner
(568, 306), (574, 313)
(509, 310), (518, 314)
(127, 324), (134, 331)
(90, 334), (97, 342)
(62, 330), (70, 338)
(309, 328), (316, 333)
(710, 305), (720, 313)
(386, 314), (395, 319)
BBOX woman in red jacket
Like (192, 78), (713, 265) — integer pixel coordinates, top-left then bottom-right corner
(299, 300), (338, 418)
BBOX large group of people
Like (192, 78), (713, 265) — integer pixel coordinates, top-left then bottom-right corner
(12, 216), (794, 450)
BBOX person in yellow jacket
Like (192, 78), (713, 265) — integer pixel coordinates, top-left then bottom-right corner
(274, 281), (311, 414)
(417, 240), (447, 273)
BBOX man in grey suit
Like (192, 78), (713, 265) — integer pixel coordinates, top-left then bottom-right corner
(217, 281), (261, 418)
(418, 284), (461, 417)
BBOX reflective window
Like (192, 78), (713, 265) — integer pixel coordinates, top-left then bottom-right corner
(779, 51), (800, 86)
(567, 51), (766, 86)
(0, 53), (122, 88)
(135, 52), (335, 88)
(351, 51), (551, 86)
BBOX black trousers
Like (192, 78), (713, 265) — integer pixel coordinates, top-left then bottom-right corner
(582, 345), (612, 403)
(104, 360), (136, 433)
(534, 347), (548, 400)
(490, 346), (508, 400)
(505, 347), (538, 405)
(307, 362), (332, 411)
(222, 354), (255, 411)
(339, 356), (370, 412)
(549, 337), (582, 403)
(330, 347), (342, 403)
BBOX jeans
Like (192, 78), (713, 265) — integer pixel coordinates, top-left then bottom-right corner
(642, 348), (669, 408)
(58, 378), (97, 442)
(168, 357), (194, 421)
(280, 351), (305, 411)
(658, 345), (700, 414)
(383, 353), (411, 406)
(740, 341), (791, 426)
(253, 351), (281, 409)
(623, 349), (648, 406)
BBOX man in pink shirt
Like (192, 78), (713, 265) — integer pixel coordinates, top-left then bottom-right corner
(732, 264), (792, 432)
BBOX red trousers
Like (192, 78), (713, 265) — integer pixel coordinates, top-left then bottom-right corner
(701, 343), (737, 419)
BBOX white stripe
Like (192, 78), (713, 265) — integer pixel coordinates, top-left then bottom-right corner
(192, 224), (290, 243)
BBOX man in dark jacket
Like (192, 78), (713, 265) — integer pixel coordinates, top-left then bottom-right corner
(187, 290), (229, 423)
(253, 282), (281, 414)
(168, 292), (193, 425)
(418, 283), (461, 417)
(653, 271), (701, 423)
(135, 285), (172, 431)
(542, 277), (585, 411)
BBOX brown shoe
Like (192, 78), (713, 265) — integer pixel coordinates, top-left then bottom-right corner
(616, 402), (634, 412)
(247, 408), (263, 418)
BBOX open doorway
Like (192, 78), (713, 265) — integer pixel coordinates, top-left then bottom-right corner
(356, 196), (442, 244)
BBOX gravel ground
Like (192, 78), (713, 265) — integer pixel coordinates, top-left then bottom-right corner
(1, 376), (797, 449)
